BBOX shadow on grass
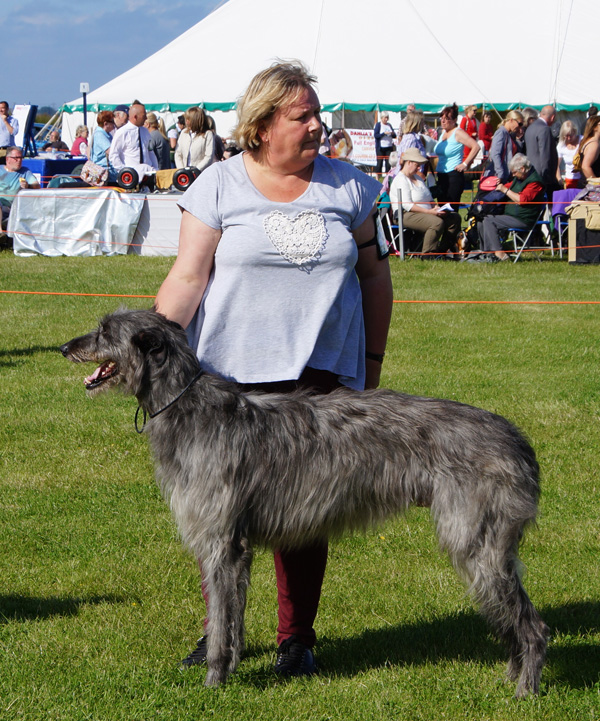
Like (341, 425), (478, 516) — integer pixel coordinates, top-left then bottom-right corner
(0, 345), (60, 368)
(0, 593), (126, 622)
(234, 601), (599, 692)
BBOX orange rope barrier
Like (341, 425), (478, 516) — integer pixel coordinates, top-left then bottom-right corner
(0, 289), (598, 304)
(392, 299), (600, 305)
(0, 290), (155, 299)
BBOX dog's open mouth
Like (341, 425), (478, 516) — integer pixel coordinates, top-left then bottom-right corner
(84, 360), (118, 389)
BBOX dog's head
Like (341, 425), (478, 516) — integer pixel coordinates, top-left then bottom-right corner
(60, 308), (197, 399)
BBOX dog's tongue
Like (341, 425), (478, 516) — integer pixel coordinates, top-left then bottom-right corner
(85, 363), (107, 385)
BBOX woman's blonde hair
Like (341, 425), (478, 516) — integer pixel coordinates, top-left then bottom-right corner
(502, 110), (524, 126)
(75, 124), (88, 137)
(559, 120), (579, 144)
(402, 110), (424, 135)
(146, 112), (167, 138)
(233, 60), (318, 151)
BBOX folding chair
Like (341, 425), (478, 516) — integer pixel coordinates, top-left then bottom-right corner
(377, 193), (400, 256)
(552, 188), (581, 259)
(507, 203), (551, 262)
(392, 188), (424, 259)
(554, 214), (568, 259)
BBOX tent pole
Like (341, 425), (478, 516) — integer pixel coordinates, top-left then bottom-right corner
(35, 109), (62, 141)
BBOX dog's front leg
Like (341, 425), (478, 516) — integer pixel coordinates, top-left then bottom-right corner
(201, 536), (251, 687)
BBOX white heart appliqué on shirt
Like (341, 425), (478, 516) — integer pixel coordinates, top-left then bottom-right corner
(263, 209), (327, 268)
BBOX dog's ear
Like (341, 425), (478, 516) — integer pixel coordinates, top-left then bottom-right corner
(133, 329), (169, 366)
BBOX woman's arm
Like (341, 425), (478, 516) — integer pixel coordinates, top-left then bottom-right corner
(489, 129), (509, 182)
(455, 127), (479, 171)
(353, 209), (393, 389)
(194, 132), (215, 172)
(581, 140), (600, 180)
(154, 211), (221, 328)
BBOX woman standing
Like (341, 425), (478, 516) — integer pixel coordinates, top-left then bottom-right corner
(145, 112), (172, 170)
(478, 111), (494, 153)
(155, 61), (392, 676)
(383, 111), (427, 194)
(90, 111), (116, 180)
(556, 120), (581, 189)
(373, 112), (397, 174)
(174, 106), (215, 171)
(434, 104), (479, 210)
(459, 105), (478, 161)
(486, 110), (523, 183)
(577, 116), (600, 183)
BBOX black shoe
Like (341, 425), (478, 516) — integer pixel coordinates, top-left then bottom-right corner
(274, 635), (317, 677)
(180, 636), (207, 668)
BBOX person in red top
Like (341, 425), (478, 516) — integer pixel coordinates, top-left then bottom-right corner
(478, 111), (494, 152)
(460, 106), (478, 160)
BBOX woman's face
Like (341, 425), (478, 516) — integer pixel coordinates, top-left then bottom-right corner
(508, 117), (522, 133)
(402, 159), (420, 176)
(103, 121), (115, 134)
(261, 86), (322, 170)
(440, 113), (455, 130)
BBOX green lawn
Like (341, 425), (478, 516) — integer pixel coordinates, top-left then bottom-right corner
(0, 254), (599, 720)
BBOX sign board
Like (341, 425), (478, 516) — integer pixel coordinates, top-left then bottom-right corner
(13, 105), (36, 148)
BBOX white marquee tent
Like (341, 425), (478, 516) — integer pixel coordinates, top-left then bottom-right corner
(61, 0), (596, 140)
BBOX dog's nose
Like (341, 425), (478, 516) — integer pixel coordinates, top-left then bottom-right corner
(59, 343), (70, 357)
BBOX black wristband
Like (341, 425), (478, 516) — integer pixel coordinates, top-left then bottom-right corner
(366, 351), (385, 363)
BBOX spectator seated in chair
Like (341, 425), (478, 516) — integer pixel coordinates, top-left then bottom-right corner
(42, 130), (69, 152)
(0, 146), (40, 225)
(390, 147), (462, 259)
(475, 153), (545, 262)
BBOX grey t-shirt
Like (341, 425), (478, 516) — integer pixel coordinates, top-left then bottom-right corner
(179, 153), (381, 389)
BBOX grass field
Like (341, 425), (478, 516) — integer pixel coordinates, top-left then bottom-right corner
(0, 253), (599, 720)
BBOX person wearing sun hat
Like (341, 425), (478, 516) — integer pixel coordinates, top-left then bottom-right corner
(390, 147), (462, 258)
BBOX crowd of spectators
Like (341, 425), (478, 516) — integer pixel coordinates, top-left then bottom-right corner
(371, 103), (600, 260)
(0, 99), (245, 248)
(32, 101), (242, 184)
(2, 97), (599, 259)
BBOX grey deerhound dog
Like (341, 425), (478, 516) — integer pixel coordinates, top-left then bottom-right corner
(60, 308), (548, 696)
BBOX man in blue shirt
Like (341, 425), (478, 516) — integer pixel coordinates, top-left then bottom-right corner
(0, 101), (19, 166)
(0, 147), (40, 224)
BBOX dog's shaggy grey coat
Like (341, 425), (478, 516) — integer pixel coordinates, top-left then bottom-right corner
(61, 308), (548, 696)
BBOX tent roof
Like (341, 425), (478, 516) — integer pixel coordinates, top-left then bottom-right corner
(63, 0), (598, 114)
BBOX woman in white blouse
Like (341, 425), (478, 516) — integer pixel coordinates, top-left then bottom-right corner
(174, 106), (215, 171)
(390, 147), (462, 258)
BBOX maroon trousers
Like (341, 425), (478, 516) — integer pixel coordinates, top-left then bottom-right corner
(200, 367), (342, 648)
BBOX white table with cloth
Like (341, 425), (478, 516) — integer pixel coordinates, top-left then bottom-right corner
(7, 188), (182, 257)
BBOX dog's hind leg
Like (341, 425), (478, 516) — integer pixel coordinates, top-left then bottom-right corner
(201, 535), (253, 687)
(453, 533), (548, 698)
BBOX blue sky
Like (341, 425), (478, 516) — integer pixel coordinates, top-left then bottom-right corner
(2, 0), (222, 110)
